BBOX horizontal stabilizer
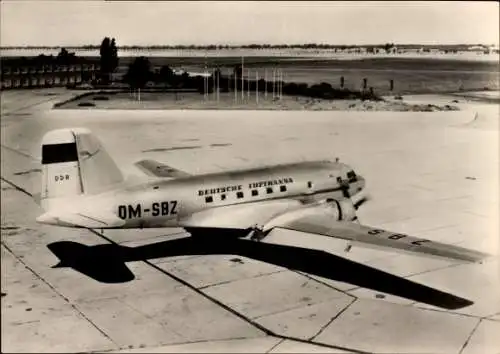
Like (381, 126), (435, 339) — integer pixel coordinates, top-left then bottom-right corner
(134, 159), (191, 178)
(36, 210), (126, 229)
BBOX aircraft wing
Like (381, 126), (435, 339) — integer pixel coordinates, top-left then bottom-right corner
(36, 210), (126, 229)
(272, 214), (490, 263)
(134, 159), (191, 178)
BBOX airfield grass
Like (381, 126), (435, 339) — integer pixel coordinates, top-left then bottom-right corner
(60, 90), (463, 112)
(114, 56), (499, 95)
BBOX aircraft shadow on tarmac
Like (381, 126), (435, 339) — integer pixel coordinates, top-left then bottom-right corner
(47, 230), (474, 310)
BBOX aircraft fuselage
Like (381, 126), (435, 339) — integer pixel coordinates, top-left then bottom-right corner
(97, 160), (365, 229)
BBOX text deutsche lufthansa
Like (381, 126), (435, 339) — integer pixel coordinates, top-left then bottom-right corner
(198, 177), (294, 196)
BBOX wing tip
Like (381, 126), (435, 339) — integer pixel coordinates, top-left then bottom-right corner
(467, 251), (496, 264)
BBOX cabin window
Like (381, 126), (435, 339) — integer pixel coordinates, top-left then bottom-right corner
(237, 191), (244, 199)
(251, 190), (258, 197)
(266, 187), (273, 194)
(280, 185), (287, 192)
(153, 186), (159, 190)
(221, 194), (226, 201)
(307, 181), (312, 188)
(337, 177), (342, 184)
(205, 196), (213, 203)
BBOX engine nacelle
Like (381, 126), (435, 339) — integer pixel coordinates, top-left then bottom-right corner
(326, 198), (358, 221)
(261, 198), (359, 234)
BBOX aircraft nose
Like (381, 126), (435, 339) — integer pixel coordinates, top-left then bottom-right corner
(358, 175), (366, 191)
(350, 175), (367, 207)
(354, 175), (365, 193)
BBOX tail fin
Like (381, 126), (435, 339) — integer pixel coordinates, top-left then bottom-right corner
(41, 128), (123, 210)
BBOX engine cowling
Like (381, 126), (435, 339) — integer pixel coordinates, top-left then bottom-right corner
(326, 198), (358, 221)
(261, 198), (359, 234)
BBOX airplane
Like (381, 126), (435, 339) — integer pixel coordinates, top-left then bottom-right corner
(36, 127), (490, 264)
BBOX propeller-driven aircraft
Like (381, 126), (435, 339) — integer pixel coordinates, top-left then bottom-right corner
(36, 127), (489, 264)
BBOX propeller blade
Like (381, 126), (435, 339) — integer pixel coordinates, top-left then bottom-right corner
(354, 195), (370, 210)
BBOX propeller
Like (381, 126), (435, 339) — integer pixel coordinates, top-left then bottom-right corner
(339, 174), (371, 211)
(353, 194), (370, 210)
(338, 177), (371, 252)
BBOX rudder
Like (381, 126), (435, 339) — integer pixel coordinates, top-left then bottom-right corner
(41, 128), (124, 210)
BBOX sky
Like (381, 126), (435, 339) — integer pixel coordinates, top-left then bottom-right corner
(1, 1), (498, 47)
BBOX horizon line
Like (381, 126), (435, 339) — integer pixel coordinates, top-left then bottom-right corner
(1, 43), (498, 50)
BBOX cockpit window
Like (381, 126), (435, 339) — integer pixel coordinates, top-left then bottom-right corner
(347, 170), (357, 181)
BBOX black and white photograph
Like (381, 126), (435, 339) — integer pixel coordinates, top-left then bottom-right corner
(1, 1), (499, 352)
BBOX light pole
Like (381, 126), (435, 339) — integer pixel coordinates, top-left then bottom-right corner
(256, 70), (259, 105)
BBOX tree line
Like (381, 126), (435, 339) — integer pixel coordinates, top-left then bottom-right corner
(2, 43), (490, 50)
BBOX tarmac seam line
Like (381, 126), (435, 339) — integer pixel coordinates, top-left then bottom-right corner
(345, 260), (465, 294)
(486, 311), (500, 319)
(0, 177), (34, 200)
(150, 254), (204, 265)
(485, 317), (500, 323)
(404, 261), (473, 280)
(1, 144), (37, 160)
(308, 297), (358, 342)
(295, 270), (357, 299)
(0, 242), (119, 349)
(266, 338), (286, 353)
(93, 335), (276, 354)
(458, 318), (482, 354)
(1, 94), (68, 115)
(10, 320), (41, 326)
(197, 269), (287, 290)
(114, 297), (186, 340)
(411, 304), (497, 321)
(251, 295), (349, 321)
